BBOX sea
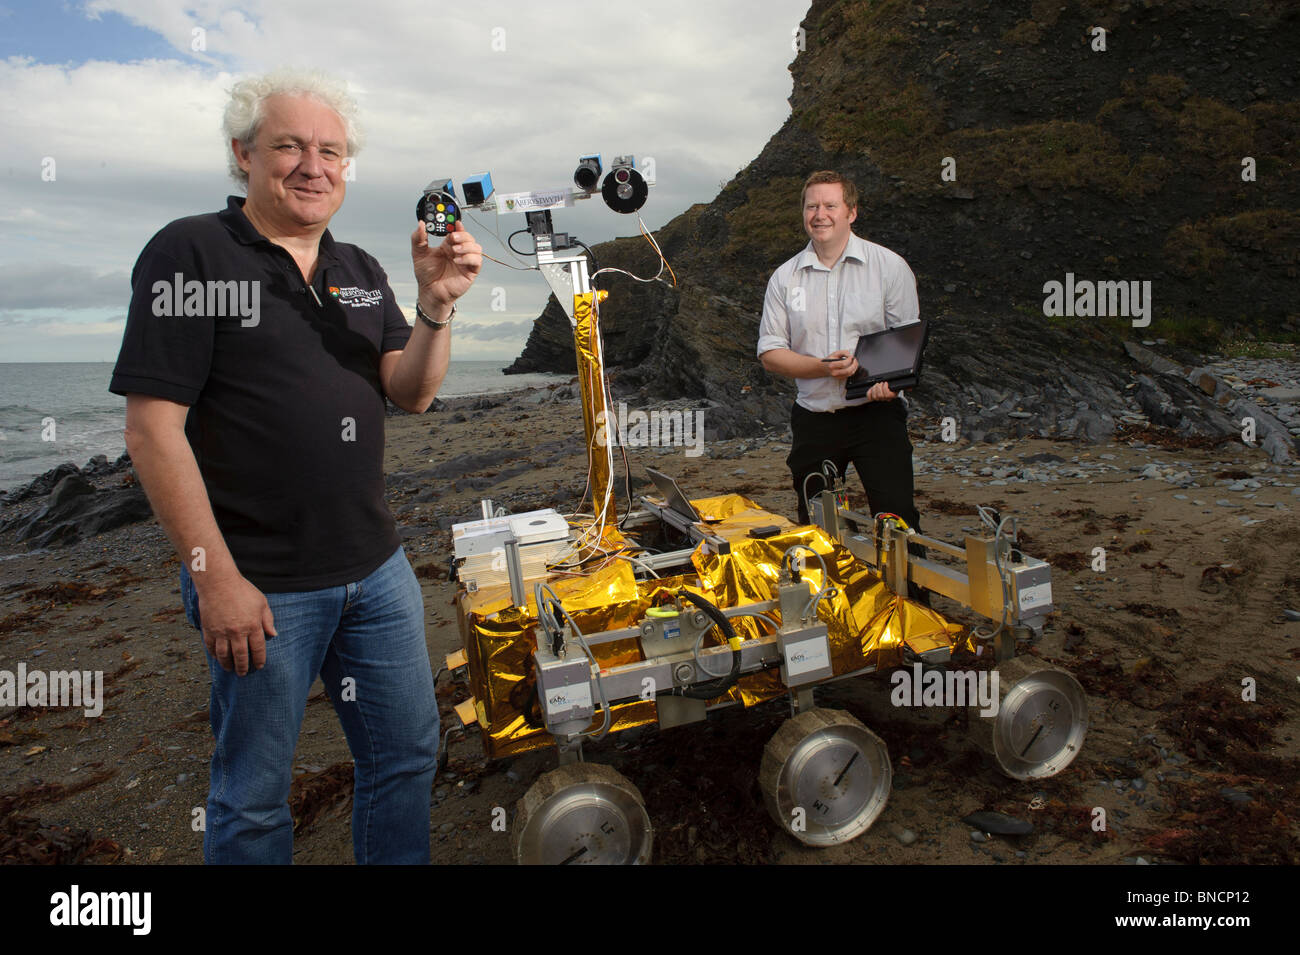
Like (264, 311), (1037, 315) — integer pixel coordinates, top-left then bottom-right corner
(0, 361), (564, 492)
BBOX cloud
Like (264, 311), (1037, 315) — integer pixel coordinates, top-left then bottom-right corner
(452, 319), (536, 342)
(0, 263), (130, 309)
(0, 0), (814, 361)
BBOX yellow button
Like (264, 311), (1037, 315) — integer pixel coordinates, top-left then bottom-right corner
(436, 203), (445, 212)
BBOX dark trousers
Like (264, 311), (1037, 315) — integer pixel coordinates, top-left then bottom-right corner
(788, 399), (929, 601)
(788, 399), (919, 527)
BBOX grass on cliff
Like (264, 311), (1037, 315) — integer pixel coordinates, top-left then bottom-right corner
(1164, 209), (1300, 277)
(723, 176), (806, 267)
(795, 7), (1292, 204)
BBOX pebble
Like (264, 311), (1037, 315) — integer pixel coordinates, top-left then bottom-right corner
(969, 830), (989, 843)
(962, 809), (1033, 835)
(438, 822), (456, 834)
(176, 773), (190, 784)
(1131, 778), (1147, 791)
(1219, 787), (1253, 806)
(896, 828), (918, 846)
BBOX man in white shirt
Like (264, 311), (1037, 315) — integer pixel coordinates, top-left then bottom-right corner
(757, 170), (924, 546)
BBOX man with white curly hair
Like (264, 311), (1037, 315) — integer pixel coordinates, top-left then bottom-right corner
(110, 69), (481, 864)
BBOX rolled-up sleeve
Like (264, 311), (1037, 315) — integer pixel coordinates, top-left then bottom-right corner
(884, 256), (920, 328)
(756, 271), (791, 357)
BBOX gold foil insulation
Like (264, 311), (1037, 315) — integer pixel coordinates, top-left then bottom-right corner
(572, 290), (614, 528)
(459, 497), (963, 758)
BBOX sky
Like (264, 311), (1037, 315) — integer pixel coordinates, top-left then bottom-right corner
(0, 0), (813, 362)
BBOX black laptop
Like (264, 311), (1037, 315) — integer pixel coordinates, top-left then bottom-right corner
(844, 317), (929, 400)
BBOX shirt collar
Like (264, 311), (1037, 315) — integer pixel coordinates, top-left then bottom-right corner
(794, 232), (867, 272)
(219, 195), (339, 265)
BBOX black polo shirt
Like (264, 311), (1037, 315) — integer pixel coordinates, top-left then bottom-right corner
(110, 196), (413, 592)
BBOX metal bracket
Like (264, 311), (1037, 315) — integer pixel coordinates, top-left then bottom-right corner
(789, 687), (816, 716)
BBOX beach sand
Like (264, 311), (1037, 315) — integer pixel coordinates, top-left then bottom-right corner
(2, 384), (1297, 865)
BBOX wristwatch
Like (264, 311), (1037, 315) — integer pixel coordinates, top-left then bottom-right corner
(415, 300), (455, 329)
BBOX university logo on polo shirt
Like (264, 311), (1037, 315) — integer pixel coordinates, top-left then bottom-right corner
(328, 285), (384, 308)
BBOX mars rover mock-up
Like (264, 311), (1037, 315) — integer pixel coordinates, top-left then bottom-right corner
(427, 157), (1088, 864)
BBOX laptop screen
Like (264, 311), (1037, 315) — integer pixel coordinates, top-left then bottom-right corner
(645, 467), (702, 522)
(849, 318), (927, 387)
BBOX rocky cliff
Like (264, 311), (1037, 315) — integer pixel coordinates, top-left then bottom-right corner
(507, 0), (1298, 452)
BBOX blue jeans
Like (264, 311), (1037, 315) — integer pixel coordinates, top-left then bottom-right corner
(180, 547), (438, 864)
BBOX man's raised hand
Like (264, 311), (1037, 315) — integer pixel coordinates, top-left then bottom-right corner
(410, 222), (482, 308)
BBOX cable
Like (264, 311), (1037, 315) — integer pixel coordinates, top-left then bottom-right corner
(691, 609), (778, 678)
(808, 585), (839, 621)
(616, 552), (660, 578)
(969, 507), (1016, 651)
(482, 251), (539, 271)
(728, 610), (781, 633)
(507, 228), (535, 258)
(637, 213), (677, 287)
(589, 214), (676, 287)
(783, 544), (833, 622)
(574, 240), (599, 274)
(668, 590), (742, 699)
(782, 543), (828, 584)
(801, 471), (825, 518)
(801, 459), (842, 522)
(534, 583), (612, 740)
(464, 209), (535, 266)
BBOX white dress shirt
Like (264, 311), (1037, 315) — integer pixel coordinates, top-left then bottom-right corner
(757, 233), (919, 412)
